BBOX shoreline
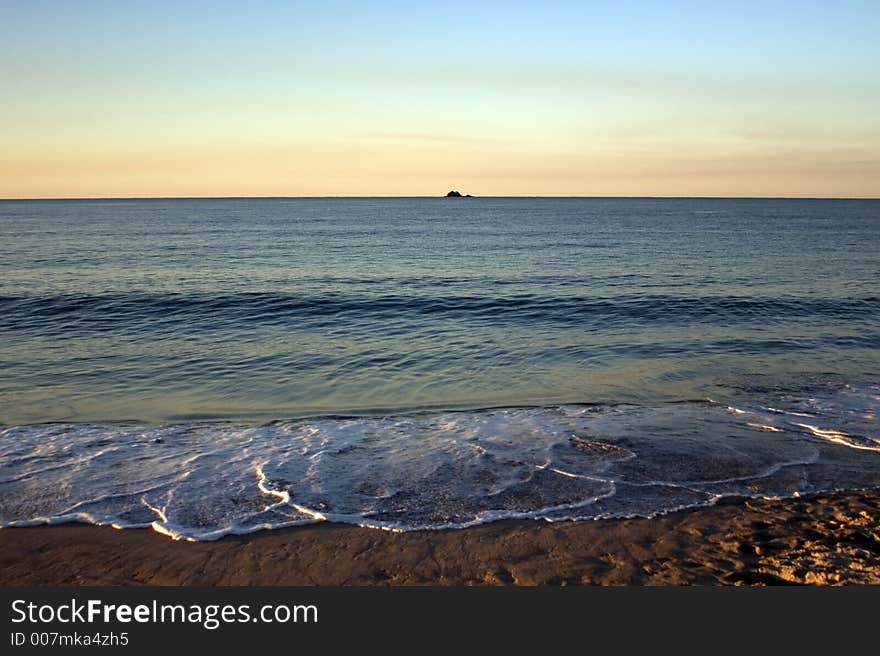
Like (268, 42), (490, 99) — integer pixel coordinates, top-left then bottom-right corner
(2, 490), (879, 585)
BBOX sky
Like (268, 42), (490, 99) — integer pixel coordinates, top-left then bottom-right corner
(2, 1), (879, 198)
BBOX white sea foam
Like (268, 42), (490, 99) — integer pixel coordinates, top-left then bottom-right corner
(1, 384), (878, 540)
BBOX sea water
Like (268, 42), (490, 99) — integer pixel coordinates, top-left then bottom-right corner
(1, 197), (878, 538)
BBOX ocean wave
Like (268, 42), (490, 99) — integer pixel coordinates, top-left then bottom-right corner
(2, 291), (878, 335)
(1, 384), (877, 540)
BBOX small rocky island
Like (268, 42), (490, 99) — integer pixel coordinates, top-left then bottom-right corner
(445, 190), (473, 197)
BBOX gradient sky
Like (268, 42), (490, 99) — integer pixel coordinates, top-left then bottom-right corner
(2, 1), (879, 198)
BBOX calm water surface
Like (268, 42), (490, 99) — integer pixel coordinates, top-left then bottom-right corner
(1, 198), (878, 537)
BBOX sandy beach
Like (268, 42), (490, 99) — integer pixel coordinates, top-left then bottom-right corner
(1, 490), (878, 586)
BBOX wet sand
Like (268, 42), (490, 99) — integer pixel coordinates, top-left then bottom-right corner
(2, 490), (879, 585)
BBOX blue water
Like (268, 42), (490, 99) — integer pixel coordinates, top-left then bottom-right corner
(1, 198), (878, 538)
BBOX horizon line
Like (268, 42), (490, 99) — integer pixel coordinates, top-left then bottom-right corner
(2, 194), (879, 202)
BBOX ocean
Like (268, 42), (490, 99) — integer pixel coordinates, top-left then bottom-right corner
(1, 197), (878, 539)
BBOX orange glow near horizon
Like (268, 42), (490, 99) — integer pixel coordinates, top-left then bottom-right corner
(4, 141), (878, 199)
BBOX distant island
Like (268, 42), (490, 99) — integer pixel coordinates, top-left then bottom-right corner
(445, 190), (473, 197)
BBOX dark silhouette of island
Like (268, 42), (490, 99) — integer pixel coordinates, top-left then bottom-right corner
(445, 190), (473, 197)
